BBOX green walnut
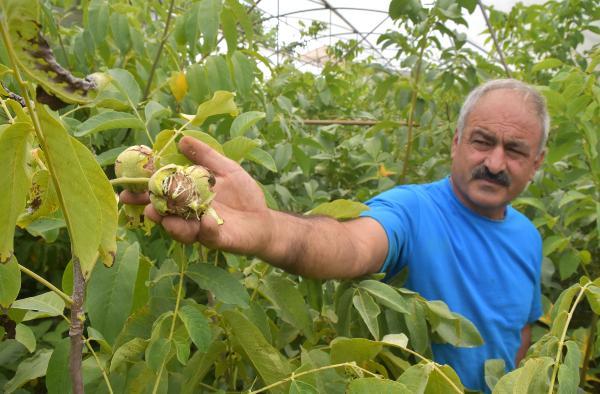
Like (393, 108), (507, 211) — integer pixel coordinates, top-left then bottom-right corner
(148, 164), (223, 224)
(114, 145), (155, 193)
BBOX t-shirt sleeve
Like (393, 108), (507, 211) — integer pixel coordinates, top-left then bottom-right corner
(359, 187), (421, 277)
(527, 233), (543, 323)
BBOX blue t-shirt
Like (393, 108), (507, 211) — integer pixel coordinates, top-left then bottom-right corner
(360, 177), (542, 392)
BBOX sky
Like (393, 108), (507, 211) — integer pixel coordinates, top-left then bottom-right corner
(253, 0), (552, 71)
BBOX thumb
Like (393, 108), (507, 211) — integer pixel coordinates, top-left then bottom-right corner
(178, 136), (240, 176)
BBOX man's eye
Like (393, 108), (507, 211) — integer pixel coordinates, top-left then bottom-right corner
(473, 139), (490, 146)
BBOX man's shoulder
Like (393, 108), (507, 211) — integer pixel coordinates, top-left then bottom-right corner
(368, 178), (446, 204)
(506, 206), (542, 245)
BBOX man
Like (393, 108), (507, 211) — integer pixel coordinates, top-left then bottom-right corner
(122, 79), (548, 392)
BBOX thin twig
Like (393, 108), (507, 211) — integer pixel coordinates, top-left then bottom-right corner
(84, 339), (115, 394)
(18, 264), (73, 306)
(548, 283), (591, 394)
(151, 244), (187, 394)
(69, 260), (86, 394)
(142, 0), (177, 101)
(0, 96), (14, 123)
(248, 362), (378, 394)
(477, 0), (511, 78)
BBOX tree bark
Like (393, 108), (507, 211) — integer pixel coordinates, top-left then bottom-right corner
(69, 260), (86, 394)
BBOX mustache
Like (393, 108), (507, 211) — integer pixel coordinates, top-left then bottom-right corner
(472, 165), (511, 187)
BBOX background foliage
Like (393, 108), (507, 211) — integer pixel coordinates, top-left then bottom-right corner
(0, 0), (598, 393)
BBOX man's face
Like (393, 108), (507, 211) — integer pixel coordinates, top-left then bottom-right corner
(450, 89), (545, 219)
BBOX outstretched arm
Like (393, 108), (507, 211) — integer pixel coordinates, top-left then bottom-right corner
(122, 136), (388, 279)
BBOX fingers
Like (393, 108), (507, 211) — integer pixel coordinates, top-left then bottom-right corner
(179, 136), (240, 175)
(143, 204), (220, 246)
(144, 205), (163, 223)
(161, 216), (202, 244)
(120, 190), (150, 205)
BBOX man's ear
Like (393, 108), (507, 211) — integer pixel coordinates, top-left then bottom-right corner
(451, 130), (459, 159)
(531, 148), (546, 179)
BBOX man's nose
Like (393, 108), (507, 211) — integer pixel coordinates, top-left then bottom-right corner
(484, 146), (507, 174)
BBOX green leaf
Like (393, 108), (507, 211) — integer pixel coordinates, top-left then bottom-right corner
(4, 348), (52, 393)
(222, 136), (259, 162)
(261, 275), (312, 335)
(183, 130), (224, 154)
(223, 310), (292, 393)
(247, 147), (278, 172)
(45, 338), (70, 394)
(532, 58), (563, 72)
(193, 0), (222, 54)
(86, 242), (140, 344)
(71, 137), (118, 269)
(347, 378), (409, 393)
(485, 359), (505, 391)
(177, 304), (211, 352)
(230, 111), (265, 137)
(220, 7), (237, 54)
(185, 264), (249, 308)
(188, 90), (239, 126)
(425, 364), (464, 393)
(330, 337), (382, 365)
(550, 283), (580, 323)
(231, 50), (255, 96)
(0, 256), (21, 308)
(353, 289), (381, 340)
(397, 363), (432, 394)
(108, 68), (142, 107)
(0, 122), (32, 262)
(145, 337), (171, 372)
(307, 199), (369, 220)
(144, 101), (170, 124)
(17, 170), (60, 228)
(557, 340), (581, 393)
(542, 235), (569, 257)
(358, 280), (409, 314)
(389, 0), (423, 22)
(585, 285), (600, 314)
(404, 299), (429, 354)
(425, 300), (483, 347)
(381, 333), (409, 349)
(74, 110), (144, 137)
(15, 323), (36, 353)
(110, 338), (148, 373)
(205, 55), (234, 92)
(289, 379), (319, 394)
(493, 357), (553, 393)
(12, 291), (65, 320)
(181, 340), (226, 394)
(38, 106), (103, 277)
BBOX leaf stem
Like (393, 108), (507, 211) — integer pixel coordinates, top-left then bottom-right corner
(84, 338), (115, 394)
(383, 342), (463, 394)
(0, 96), (14, 123)
(154, 117), (194, 161)
(248, 362), (378, 394)
(142, 0), (176, 101)
(110, 177), (150, 186)
(151, 244), (187, 394)
(17, 263), (73, 306)
(547, 282), (591, 394)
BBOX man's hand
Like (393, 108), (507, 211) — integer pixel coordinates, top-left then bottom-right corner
(121, 136), (388, 279)
(120, 136), (272, 255)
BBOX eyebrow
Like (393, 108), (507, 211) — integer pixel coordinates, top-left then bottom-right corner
(471, 128), (531, 153)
